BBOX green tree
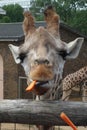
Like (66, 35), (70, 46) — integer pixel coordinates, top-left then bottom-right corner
(69, 10), (87, 35)
(30, 0), (53, 20)
(13, 4), (24, 22)
(1, 16), (11, 23)
(30, 0), (87, 35)
(53, 0), (87, 22)
(2, 4), (23, 22)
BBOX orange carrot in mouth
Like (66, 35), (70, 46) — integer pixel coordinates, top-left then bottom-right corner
(26, 80), (36, 92)
(60, 112), (78, 130)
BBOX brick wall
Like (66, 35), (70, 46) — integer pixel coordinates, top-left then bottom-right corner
(0, 42), (21, 99)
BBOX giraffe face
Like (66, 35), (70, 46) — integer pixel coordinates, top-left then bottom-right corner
(9, 31), (83, 95)
(8, 6), (84, 96)
(18, 27), (66, 91)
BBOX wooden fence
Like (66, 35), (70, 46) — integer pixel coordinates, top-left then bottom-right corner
(0, 100), (87, 126)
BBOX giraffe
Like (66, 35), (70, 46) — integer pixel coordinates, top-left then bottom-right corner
(62, 66), (87, 101)
(8, 6), (84, 130)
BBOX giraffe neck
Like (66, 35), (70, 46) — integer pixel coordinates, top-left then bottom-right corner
(62, 66), (87, 101)
(67, 66), (87, 87)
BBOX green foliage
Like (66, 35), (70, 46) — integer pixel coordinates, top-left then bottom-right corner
(30, 0), (87, 35)
(13, 4), (24, 22)
(68, 10), (87, 35)
(29, 0), (53, 21)
(0, 4), (23, 23)
(1, 16), (11, 23)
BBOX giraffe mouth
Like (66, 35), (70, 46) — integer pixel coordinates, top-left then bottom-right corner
(35, 81), (49, 87)
(29, 79), (50, 88)
(33, 81), (50, 95)
(26, 79), (50, 95)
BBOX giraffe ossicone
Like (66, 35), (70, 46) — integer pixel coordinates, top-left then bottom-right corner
(8, 6), (84, 100)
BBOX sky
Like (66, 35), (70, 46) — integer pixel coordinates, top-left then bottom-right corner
(0, 0), (30, 9)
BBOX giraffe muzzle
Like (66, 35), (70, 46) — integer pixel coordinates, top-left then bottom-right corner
(29, 64), (54, 81)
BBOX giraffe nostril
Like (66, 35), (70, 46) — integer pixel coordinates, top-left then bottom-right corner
(34, 60), (39, 65)
(44, 59), (50, 65)
(34, 59), (50, 65)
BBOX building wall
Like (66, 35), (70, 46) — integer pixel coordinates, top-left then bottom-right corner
(0, 42), (21, 99)
(0, 55), (3, 99)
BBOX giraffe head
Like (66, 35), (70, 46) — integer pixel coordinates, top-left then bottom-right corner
(8, 6), (84, 96)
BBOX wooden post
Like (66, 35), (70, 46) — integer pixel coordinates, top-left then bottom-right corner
(0, 100), (87, 126)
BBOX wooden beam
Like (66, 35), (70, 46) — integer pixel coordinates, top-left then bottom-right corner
(0, 100), (87, 126)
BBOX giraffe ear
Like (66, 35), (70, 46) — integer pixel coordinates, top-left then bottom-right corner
(8, 44), (21, 64)
(66, 37), (84, 59)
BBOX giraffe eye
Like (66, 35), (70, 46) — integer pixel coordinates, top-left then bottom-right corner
(58, 50), (68, 60)
(17, 53), (26, 63)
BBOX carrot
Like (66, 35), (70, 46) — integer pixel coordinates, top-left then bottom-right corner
(60, 112), (78, 130)
(26, 80), (36, 92)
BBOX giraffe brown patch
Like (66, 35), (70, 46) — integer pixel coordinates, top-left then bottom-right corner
(68, 80), (71, 83)
(75, 77), (77, 80)
(83, 74), (85, 77)
(79, 76), (82, 79)
(66, 77), (69, 80)
(85, 71), (87, 75)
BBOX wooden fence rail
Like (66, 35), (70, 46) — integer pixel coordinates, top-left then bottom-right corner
(0, 100), (87, 126)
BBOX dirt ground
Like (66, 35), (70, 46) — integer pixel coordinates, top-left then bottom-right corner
(0, 123), (86, 130)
